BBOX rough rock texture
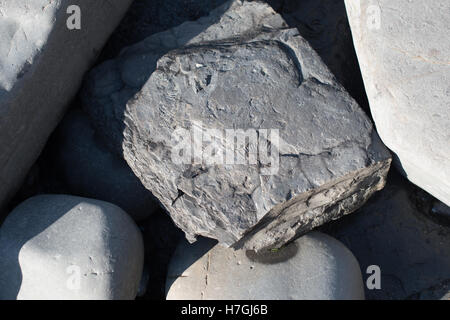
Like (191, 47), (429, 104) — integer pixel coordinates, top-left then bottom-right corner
(82, 0), (391, 250)
(47, 109), (159, 221)
(277, 0), (370, 113)
(323, 171), (450, 300)
(0, 195), (144, 300)
(0, 0), (133, 212)
(97, 0), (369, 113)
(166, 232), (365, 300)
(345, 0), (450, 205)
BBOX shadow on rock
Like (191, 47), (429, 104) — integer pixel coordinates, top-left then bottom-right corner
(321, 169), (450, 300)
(269, 0), (371, 116)
(0, 199), (75, 299)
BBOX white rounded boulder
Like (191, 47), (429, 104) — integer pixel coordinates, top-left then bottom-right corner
(166, 232), (365, 300)
(0, 195), (144, 300)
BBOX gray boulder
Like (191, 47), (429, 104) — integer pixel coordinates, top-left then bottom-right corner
(345, 0), (450, 205)
(50, 109), (159, 221)
(166, 232), (365, 300)
(0, 0), (133, 212)
(82, 0), (391, 251)
(0, 195), (144, 300)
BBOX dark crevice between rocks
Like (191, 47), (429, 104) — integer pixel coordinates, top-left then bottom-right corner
(320, 169), (450, 300)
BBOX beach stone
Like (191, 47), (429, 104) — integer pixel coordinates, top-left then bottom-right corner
(82, 0), (391, 251)
(166, 232), (365, 300)
(49, 109), (159, 221)
(323, 171), (450, 300)
(345, 0), (450, 205)
(0, 195), (144, 300)
(0, 0), (133, 213)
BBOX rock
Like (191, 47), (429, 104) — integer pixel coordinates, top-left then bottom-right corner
(99, 0), (230, 61)
(0, 0), (133, 212)
(166, 232), (365, 300)
(344, 0), (450, 206)
(82, 0), (391, 251)
(48, 109), (159, 221)
(137, 266), (150, 298)
(279, 0), (369, 112)
(323, 171), (450, 300)
(431, 201), (450, 224)
(0, 195), (144, 300)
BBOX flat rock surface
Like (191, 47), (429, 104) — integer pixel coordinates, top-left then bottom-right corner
(166, 232), (365, 300)
(345, 0), (450, 205)
(0, 0), (133, 213)
(0, 195), (144, 300)
(82, 0), (391, 250)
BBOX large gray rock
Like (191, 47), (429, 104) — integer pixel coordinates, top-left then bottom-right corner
(0, 195), (144, 300)
(166, 232), (365, 300)
(49, 109), (159, 221)
(82, 0), (391, 251)
(0, 0), (133, 212)
(345, 0), (450, 205)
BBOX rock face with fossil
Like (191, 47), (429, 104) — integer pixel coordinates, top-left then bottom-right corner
(82, 1), (391, 251)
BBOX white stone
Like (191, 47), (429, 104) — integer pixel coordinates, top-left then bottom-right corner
(0, 0), (133, 212)
(166, 232), (365, 300)
(345, 0), (450, 205)
(0, 195), (144, 300)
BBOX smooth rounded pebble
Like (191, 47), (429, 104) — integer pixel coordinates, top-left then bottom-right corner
(166, 231), (365, 300)
(0, 194), (144, 300)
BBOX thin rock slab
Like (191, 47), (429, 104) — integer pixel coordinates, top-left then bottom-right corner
(166, 232), (365, 300)
(345, 0), (450, 205)
(0, 0), (133, 213)
(82, 0), (391, 251)
(0, 195), (144, 300)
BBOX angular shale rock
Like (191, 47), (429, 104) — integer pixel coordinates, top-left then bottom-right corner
(345, 0), (450, 205)
(166, 232), (365, 300)
(0, 195), (144, 300)
(82, 0), (391, 250)
(0, 0), (133, 212)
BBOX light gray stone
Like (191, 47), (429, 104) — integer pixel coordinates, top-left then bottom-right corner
(166, 232), (365, 300)
(0, 0), (133, 212)
(82, 0), (391, 251)
(0, 195), (144, 300)
(49, 109), (159, 221)
(345, 0), (450, 205)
